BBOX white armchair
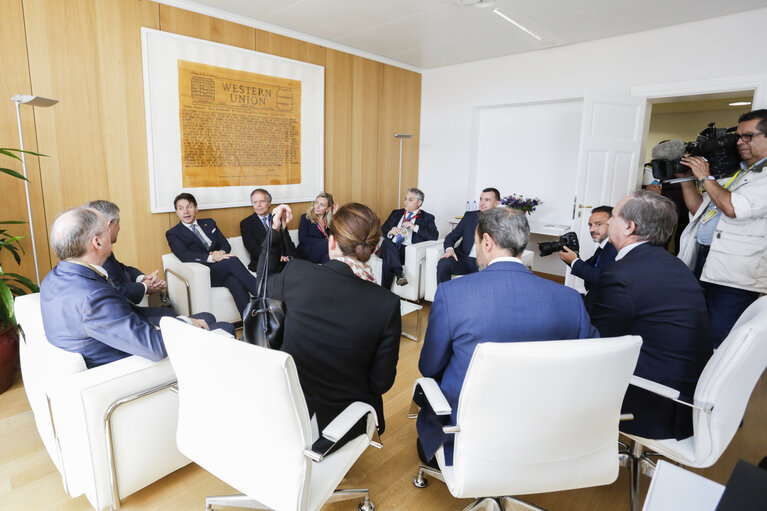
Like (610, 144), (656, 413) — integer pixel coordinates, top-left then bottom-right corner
(411, 336), (642, 510)
(620, 295), (767, 511)
(423, 245), (534, 302)
(160, 318), (379, 511)
(369, 239), (443, 301)
(14, 293), (189, 511)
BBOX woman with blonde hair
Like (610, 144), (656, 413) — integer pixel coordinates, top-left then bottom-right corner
(296, 191), (337, 263)
(257, 202), (400, 450)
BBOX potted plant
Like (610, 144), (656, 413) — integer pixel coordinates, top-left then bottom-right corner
(1, 148), (42, 393)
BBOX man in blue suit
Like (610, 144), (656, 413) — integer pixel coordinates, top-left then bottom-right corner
(41, 207), (233, 368)
(379, 187), (439, 288)
(559, 205), (617, 291)
(437, 187), (500, 284)
(416, 207), (599, 466)
(587, 191), (712, 440)
(166, 193), (259, 317)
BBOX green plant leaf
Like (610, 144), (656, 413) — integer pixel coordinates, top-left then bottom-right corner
(0, 280), (15, 329)
(0, 167), (29, 181)
(0, 148), (46, 159)
(1, 272), (39, 293)
(0, 221), (25, 225)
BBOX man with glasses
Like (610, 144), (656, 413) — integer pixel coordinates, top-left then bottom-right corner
(677, 109), (767, 347)
(240, 188), (296, 272)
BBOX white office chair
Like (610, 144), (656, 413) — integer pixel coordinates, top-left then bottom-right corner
(15, 294), (189, 511)
(423, 245), (535, 302)
(620, 295), (767, 511)
(411, 336), (642, 510)
(369, 239), (443, 301)
(160, 317), (380, 511)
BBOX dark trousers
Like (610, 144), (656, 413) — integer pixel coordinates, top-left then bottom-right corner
(694, 244), (759, 348)
(437, 254), (479, 284)
(209, 258), (259, 317)
(380, 240), (406, 288)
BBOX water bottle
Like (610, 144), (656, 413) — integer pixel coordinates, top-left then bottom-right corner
(465, 201), (471, 211)
(472, 200), (478, 211)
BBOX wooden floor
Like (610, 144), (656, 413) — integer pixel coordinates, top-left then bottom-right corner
(1, 306), (765, 511)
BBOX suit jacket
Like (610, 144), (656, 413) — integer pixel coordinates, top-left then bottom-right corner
(258, 231), (401, 437)
(240, 212), (296, 272)
(570, 241), (617, 291)
(381, 209), (439, 244)
(40, 261), (166, 368)
(296, 214), (330, 263)
(418, 261), (599, 464)
(166, 219), (231, 264)
(443, 210), (478, 258)
(102, 252), (145, 304)
(587, 243), (712, 440)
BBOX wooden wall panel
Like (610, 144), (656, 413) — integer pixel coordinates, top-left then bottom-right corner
(2, 0), (421, 282)
(377, 66), (422, 216)
(0, 0), (48, 284)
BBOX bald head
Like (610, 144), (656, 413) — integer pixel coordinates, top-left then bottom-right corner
(50, 207), (110, 262)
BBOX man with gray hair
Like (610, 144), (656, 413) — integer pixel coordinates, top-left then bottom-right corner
(84, 200), (166, 305)
(40, 207), (233, 368)
(587, 190), (712, 441)
(379, 187), (439, 288)
(416, 207), (598, 467)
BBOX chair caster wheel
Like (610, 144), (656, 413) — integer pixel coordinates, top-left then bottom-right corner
(358, 495), (375, 511)
(413, 474), (428, 488)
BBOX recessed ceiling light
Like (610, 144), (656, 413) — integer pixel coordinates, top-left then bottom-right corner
(729, 101), (752, 107)
(452, 0), (495, 7)
(493, 9), (544, 41)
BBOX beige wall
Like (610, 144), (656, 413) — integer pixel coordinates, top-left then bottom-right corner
(0, 0), (421, 283)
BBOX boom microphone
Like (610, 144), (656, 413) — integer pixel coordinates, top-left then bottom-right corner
(651, 139), (686, 160)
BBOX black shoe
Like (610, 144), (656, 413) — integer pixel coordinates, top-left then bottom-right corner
(396, 272), (408, 286)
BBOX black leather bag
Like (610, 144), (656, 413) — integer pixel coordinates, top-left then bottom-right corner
(242, 225), (286, 349)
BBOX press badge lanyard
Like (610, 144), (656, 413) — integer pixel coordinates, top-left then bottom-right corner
(700, 170), (747, 224)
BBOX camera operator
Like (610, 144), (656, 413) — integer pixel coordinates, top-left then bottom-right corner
(677, 109), (767, 348)
(558, 206), (617, 291)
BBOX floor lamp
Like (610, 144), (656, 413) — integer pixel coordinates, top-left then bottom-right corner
(394, 133), (412, 208)
(11, 94), (58, 286)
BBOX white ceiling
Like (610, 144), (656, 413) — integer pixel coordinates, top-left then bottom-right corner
(168, 0), (767, 69)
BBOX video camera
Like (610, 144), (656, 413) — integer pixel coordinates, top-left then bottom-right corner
(538, 231), (579, 257)
(650, 123), (740, 181)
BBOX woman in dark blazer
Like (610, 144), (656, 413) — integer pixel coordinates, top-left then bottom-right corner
(258, 203), (401, 447)
(296, 191), (337, 263)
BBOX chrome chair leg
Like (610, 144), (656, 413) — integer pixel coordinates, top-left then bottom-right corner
(413, 464), (444, 488)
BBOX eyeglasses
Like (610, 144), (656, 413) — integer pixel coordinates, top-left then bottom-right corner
(736, 132), (765, 142)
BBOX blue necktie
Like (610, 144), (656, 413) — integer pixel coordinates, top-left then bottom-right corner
(395, 212), (414, 245)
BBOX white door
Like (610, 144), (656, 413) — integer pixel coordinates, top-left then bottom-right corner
(565, 95), (647, 291)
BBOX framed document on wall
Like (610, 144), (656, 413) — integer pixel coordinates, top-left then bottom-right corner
(141, 28), (324, 213)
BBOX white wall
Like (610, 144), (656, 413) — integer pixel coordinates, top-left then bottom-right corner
(419, 8), (767, 239)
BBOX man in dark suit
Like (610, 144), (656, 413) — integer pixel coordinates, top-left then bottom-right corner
(417, 207), (599, 466)
(240, 188), (296, 272)
(166, 193), (259, 317)
(85, 200), (167, 305)
(41, 207), (233, 368)
(379, 187), (439, 288)
(587, 190), (713, 440)
(559, 205), (617, 291)
(437, 187), (500, 284)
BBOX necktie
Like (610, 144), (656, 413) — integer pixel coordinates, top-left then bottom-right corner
(593, 247), (604, 268)
(395, 212), (414, 245)
(261, 215), (269, 229)
(191, 224), (211, 249)
(405, 212), (414, 222)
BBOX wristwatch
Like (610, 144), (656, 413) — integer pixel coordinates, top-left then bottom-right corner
(700, 175), (716, 182)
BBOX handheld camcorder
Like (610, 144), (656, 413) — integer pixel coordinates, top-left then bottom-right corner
(538, 231), (579, 257)
(650, 123), (740, 181)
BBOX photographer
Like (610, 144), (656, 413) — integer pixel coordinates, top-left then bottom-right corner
(558, 206), (617, 291)
(677, 109), (767, 348)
